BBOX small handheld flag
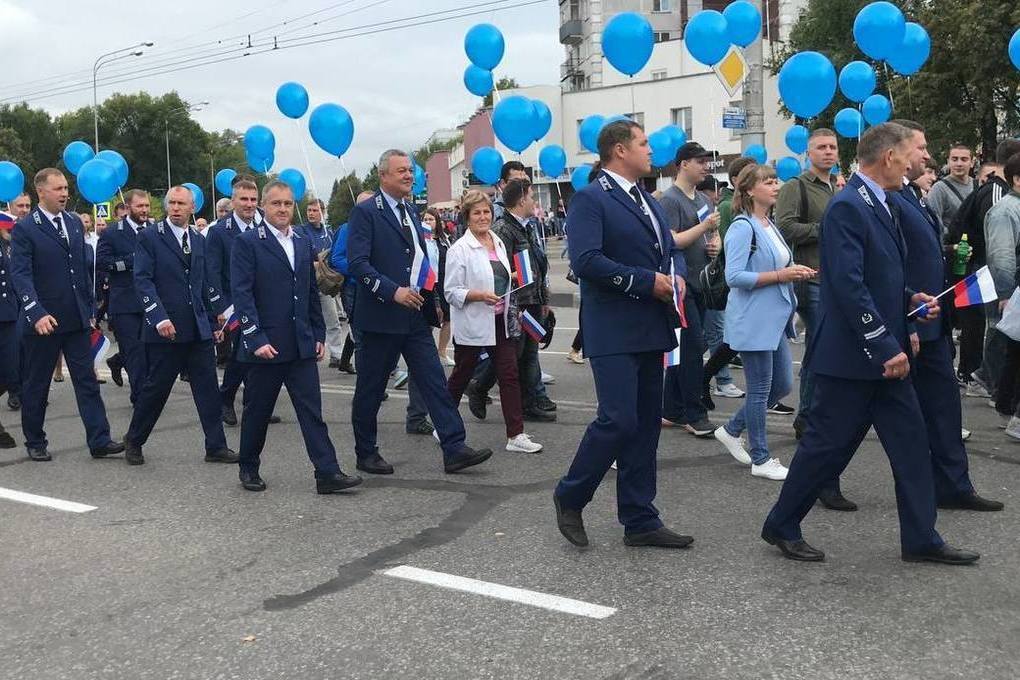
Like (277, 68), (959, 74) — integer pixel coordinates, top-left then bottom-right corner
(953, 265), (997, 308)
(223, 311), (240, 333)
(513, 250), (534, 289)
(90, 329), (111, 368)
(664, 328), (682, 367)
(521, 309), (546, 342)
(0, 212), (15, 231)
(410, 245), (437, 292)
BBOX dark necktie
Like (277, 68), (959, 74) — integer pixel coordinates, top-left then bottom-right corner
(53, 215), (67, 242)
(181, 228), (192, 268)
(396, 203), (414, 244)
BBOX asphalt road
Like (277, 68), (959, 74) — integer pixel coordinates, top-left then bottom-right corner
(2, 254), (1019, 679)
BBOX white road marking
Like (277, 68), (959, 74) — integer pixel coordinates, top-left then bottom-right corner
(0, 487), (97, 513)
(382, 565), (616, 619)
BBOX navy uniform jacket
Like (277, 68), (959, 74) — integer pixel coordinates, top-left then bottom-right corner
(568, 171), (684, 358)
(11, 209), (94, 335)
(347, 192), (440, 332)
(96, 218), (148, 315)
(205, 213), (260, 311)
(809, 173), (914, 380)
(0, 238), (18, 322)
(893, 184), (947, 343)
(230, 224), (324, 363)
(134, 220), (222, 344)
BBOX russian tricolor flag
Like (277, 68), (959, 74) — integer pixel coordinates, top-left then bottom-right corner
(224, 312), (240, 333)
(954, 266), (997, 308)
(521, 309), (546, 342)
(415, 258), (437, 292)
(514, 250), (534, 289)
(90, 329), (111, 368)
(664, 328), (682, 367)
(0, 211), (15, 231)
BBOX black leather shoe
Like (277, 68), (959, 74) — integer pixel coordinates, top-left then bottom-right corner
(817, 489), (858, 512)
(27, 446), (51, 462)
(0, 430), (15, 448)
(205, 448), (239, 464)
(356, 451), (394, 475)
(624, 526), (694, 549)
(124, 441), (144, 466)
(937, 492), (1004, 512)
(523, 408), (556, 423)
(90, 441), (125, 458)
(465, 382), (486, 420)
(902, 544), (980, 565)
(222, 403), (238, 427)
(107, 356), (124, 387)
(553, 493), (588, 547)
(239, 470), (266, 492)
(444, 446), (493, 473)
(316, 471), (364, 494)
(337, 362), (356, 374)
(534, 396), (557, 412)
(406, 419), (435, 436)
(328, 358), (340, 369)
(7, 395), (20, 410)
(268, 414), (282, 424)
(761, 527), (825, 561)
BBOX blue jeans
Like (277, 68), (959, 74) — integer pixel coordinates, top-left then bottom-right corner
(703, 309), (732, 387)
(796, 281), (820, 420)
(725, 338), (793, 465)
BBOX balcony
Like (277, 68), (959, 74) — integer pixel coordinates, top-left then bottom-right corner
(560, 18), (582, 45)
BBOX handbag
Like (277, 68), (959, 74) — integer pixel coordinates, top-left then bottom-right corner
(313, 249), (344, 296)
(700, 220), (756, 311)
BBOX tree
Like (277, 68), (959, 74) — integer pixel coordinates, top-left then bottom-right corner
(0, 128), (32, 175)
(0, 103), (59, 171)
(482, 77), (520, 107)
(770, 0), (1020, 165)
(327, 172), (364, 228)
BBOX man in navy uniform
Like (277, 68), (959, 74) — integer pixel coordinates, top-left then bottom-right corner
(3, 192), (30, 411)
(121, 186), (237, 466)
(205, 176), (278, 428)
(97, 188), (151, 402)
(347, 149), (492, 475)
(231, 180), (361, 494)
(553, 120), (693, 549)
(0, 212), (19, 446)
(762, 123), (979, 565)
(10, 168), (124, 461)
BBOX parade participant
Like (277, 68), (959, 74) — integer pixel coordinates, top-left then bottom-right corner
(97, 189), (151, 404)
(927, 143), (976, 233)
(122, 186), (237, 466)
(424, 208), (454, 365)
(298, 197), (344, 368)
(8, 193), (31, 219)
(231, 180), (361, 494)
(10, 168), (124, 462)
(553, 120), (692, 549)
(0, 211), (19, 445)
(215, 198), (231, 221)
(762, 123), (978, 565)
(348, 149), (492, 475)
(330, 190), (375, 376)
(2, 193), (28, 409)
(195, 217), (208, 236)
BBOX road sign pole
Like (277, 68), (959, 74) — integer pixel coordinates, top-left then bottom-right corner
(741, 0), (766, 151)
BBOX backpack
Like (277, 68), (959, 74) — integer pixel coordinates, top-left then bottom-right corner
(313, 249), (344, 296)
(700, 217), (757, 310)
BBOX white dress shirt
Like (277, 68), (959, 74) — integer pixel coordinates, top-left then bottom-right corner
(602, 168), (665, 249)
(232, 211), (255, 232)
(267, 224), (295, 269)
(39, 207), (68, 242)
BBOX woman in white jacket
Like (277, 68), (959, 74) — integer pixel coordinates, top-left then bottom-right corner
(444, 190), (543, 454)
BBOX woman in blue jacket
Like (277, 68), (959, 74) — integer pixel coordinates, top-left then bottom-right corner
(713, 164), (816, 480)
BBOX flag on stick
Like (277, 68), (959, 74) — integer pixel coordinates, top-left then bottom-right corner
(90, 329), (111, 368)
(953, 265), (996, 308)
(513, 250), (534, 289)
(521, 309), (546, 342)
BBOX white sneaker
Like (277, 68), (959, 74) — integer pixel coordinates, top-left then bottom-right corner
(961, 428), (971, 441)
(713, 383), (745, 398)
(714, 427), (752, 464)
(432, 430), (441, 445)
(1006, 417), (1020, 441)
(507, 433), (543, 453)
(541, 371), (555, 384)
(567, 349), (585, 364)
(610, 460), (617, 469)
(751, 458), (789, 480)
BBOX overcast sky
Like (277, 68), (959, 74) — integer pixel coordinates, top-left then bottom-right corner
(0, 0), (562, 196)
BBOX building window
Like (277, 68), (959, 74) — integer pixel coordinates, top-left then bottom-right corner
(671, 107), (693, 140)
(653, 0), (671, 11)
(625, 112), (645, 126)
(651, 69), (667, 80)
(654, 32), (671, 43)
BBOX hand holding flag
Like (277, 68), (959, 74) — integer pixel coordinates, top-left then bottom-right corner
(908, 266), (993, 317)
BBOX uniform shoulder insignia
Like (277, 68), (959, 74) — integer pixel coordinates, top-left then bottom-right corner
(598, 176), (612, 192)
(117, 221), (124, 231)
(861, 313), (873, 324)
(32, 211), (41, 225)
(363, 276), (371, 285)
(919, 196), (928, 208)
(612, 275), (623, 286)
(258, 226), (267, 239)
(156, 221), (165, 234)
(857, 186), (874, 207)
(22, 294), (29, 302)
(375, 195), (384, 210)
(292, 228), (301, 238)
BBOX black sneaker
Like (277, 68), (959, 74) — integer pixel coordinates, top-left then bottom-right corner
(682, 418), (715, 437)
(767, 402), (795, 415)
(728, 356), (743, 369)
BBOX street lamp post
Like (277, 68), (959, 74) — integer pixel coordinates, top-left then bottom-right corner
(164, 101), (208, 189)
(93, 41), (154, 152)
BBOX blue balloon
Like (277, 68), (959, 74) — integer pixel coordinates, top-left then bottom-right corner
(247, 150), (274, 174)
(278, 168), (307, 202)
(578, 114), (605, 155)
(838, 61), (877, 103)
(531, 100), (552, 142)
(1011, 28), (1020, 70)
(831, 164), (841, 176)
(887, 22), (930, 76)
(853, 1), (906, 61)
(62, 141), (95, 176)
(602, 12), (654, 76)
(464, 23), (504, 70)
(244, 125), (276, 159)
(834, 107), (864, 138)
(778, 51), (837, 119)
(182, 182), (204, 213)
(538, 145), (567, 178)
(463, 65), (493, 97)
(723, 1), (761, 48)
(0, 161), (25, 202)
(862, 94), (892, 125)
(785, 125), (809, 154)
(412, 164), (426, 195)
(215, 169), (237, 197)
(95, 149), (128, 188)
(492, 96), (536, 153)
(661, 124), (688, 155)
(471, 147), (503, 185)
(308, 103), (355, 157)
(276, 82), (309, 119)
(743, 144), (767, 164)
(571, 165), (592, 191)
(648, 130), (674, 168)
(776, 156), (802, 182)
(77, 159), (118, 204)
(685, 10), (730, 67)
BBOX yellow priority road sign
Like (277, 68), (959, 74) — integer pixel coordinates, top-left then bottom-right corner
(713, 46), (749, 97)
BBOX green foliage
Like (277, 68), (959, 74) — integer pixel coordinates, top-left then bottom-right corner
(327, 173), (364, 228)
(412, 133), (463, 169)
(483, 77), (520, 107)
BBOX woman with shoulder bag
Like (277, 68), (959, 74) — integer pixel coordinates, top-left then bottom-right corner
(713, 163), (816, 480)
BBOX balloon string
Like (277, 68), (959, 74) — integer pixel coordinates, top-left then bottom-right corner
(339, 156), (356, 203)
(294, 119), (321, 217)
(883, 62), (895, 113)
(907, 77), (913, 115)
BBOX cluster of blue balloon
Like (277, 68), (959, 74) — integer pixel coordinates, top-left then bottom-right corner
(647, 124), (689, 168)
(683, 2), (761, 67)
(491, 96), (553, 153)
(0, 161), (24, 203)
(62, 141), (130, 204)
(463, 23), (505, 98)
(852, 2), (930, 77)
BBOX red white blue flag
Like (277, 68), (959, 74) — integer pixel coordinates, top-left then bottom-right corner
(953, 266), (996, 308)
(90, 329), (111, 367)
(521, 309), (546, 342)
(513, 250), (534, 289)
(0, 211), (15, 231)
(664, 329), (682, 367)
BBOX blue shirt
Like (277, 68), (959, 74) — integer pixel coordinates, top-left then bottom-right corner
(856, 171), (891, 216)
(329, 222), (350, 277)
(381, 190), (412, 225)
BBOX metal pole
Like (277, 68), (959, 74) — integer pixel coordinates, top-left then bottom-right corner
(740, 0), (766, 152)
(209, 155), (216, 209)
(93, 62), (101, 152)
(165, 119), (172, 189)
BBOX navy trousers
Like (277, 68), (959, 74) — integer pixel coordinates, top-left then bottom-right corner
(556, 351), (664, 534)
(111, 312), (146, 404)
(764, 373), (944, 554)
(238, 357), (340, 478)
(126, 340), (226, 453)
(353, 318), (466, 461)
(220, 331), (249, 406)
(662, 289), (707, 425)
(21, 330), (113, 450)
(0, 321), (19, 399)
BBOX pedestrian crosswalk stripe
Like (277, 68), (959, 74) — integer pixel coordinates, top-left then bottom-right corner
(0, 486), (97, 513)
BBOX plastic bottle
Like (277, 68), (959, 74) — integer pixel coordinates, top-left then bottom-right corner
(954, 234), (971, 276)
